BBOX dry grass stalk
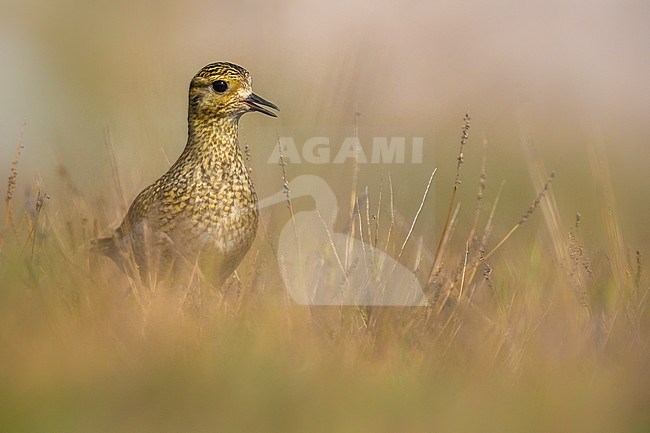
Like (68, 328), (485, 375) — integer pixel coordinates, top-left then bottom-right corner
(635, 250), (642, 290)
(466, 137), (488, 246)
(4, 122), (26, 233)
(345, 110), (362, 269)
(428, 113), (471, 284)
(276, 134), (306, 305)
(361, 187), (371, 263)
(568, 222), (592, 312)
(518, 114), (567, 263)
(384, 173), (395, 255)
(432, 202), (461, 312)
(463, 180), (506, 302)
(587, 128), (629, 294)
(373, 170), (384, 249)
(27, 186), (49, 259)
(104, 128), (127, 214)
(395, 168), (436, 266)
(458, 241), (470, 300)
(483, 172), (554, 262)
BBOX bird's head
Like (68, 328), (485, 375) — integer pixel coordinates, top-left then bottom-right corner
(188, 62), (278, 120)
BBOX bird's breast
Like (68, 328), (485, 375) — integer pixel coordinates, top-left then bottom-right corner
(173, 175), (259, 255)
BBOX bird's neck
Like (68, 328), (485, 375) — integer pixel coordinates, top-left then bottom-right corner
(182, 115), (246, 172)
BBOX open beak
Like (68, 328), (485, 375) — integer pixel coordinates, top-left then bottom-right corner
(244, 93), (279, 117)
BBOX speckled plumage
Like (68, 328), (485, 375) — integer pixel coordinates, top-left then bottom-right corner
(94, 62), (278, 284)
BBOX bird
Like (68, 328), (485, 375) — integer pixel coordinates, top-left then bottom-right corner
(93, 62), (278, 286)
(258, 175), (427, 306)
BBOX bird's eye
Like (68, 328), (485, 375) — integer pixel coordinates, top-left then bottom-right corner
(211, 80), (229, 93)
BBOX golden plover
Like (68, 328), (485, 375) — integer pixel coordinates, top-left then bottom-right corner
(93, 62), (278, 285)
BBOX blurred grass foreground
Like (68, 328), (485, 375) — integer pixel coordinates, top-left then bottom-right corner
(1, 115), (648, 433)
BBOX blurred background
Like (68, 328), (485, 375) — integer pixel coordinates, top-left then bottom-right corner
(2, 2), (650, 431)
(2, 0), (650, 247)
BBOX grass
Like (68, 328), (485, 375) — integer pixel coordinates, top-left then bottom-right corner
(0, 115), (648, 433)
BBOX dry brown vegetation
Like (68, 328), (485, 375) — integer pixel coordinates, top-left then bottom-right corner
(1, 116), (649, 433)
